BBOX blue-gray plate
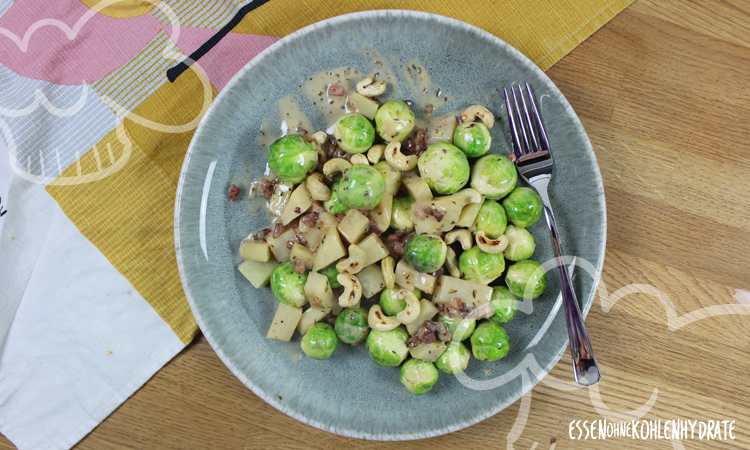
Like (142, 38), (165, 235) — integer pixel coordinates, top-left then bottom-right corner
(175, 10), (606, 440)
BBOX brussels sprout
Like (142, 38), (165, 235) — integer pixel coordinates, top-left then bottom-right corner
(270, 260), (308, 307)
(505, 260), (547, 300)
(470, 154), (518, 200)
(366, 326), (410, 367)
(374, 100), (415, 142)
(373, 160), (402, 196)
(318, 264), (342, 288)
(404, 234), (447, 273)
(337, 164), (386, 210)
(391, 196), (416, 231)
(380, 288), (422, 316)
(458, 245), (505, 285)
(334, 307), (370, 345)
(487, 287), (518, 325)
(301, 323), (338, 360)
(399, 358), (439, 395)
(324, 180), (350, 215)
(502, 187), (543, 227)
(435, 342), (471, 375)
(333, 113), (376, 154)
(503, 225), (535, 261)
(268, 135), (318, 184)
(436, 315), (476, 341)
(453, 122), (492, 158)
(475, 200), (507, 239)
(470, 322), (510, 362)
(417, 143), (470, 195)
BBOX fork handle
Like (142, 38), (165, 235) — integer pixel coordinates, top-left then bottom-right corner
(540, 197), (601, 386)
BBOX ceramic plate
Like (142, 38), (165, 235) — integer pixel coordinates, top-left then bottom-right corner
(175, 10), (606, 440)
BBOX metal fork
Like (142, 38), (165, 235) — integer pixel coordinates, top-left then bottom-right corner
(504, 83), (601, 386)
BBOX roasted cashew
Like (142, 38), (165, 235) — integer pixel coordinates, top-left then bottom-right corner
(311, 131), (328, 144)
(445, 246), (460, 278)
(395, 289), (420, 325)
(336, 244), (367, 274)
(460, 105), (495, 128)
(323, 158), (352, 178)
(356, 77), (387, 97)
(350, 154), (369, 166)
(306, 172), (331, 201)
(367, 144), (385, 164)
(475, 230), (509, 254)
(337, 274), (362, 308)
(445, 229), (472, 250)
(368, 304), (400, 331)
(384, 141), (417, 171)
(381, 256), (395, 289)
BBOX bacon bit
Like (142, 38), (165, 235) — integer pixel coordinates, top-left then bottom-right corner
(336, 213), (346, 222)
(406, 336), (422, 348)
(323, 313), (336, 327)
(294, 206), (301, 214)
(393, 242), (404, 257)
(292, 259), (308, 274)
(328, 84), (345, 96)
(301, 212), (319, 228)
(446, 297), (474, 317)
(296, 126), (308, 135)
(367, 215), (382, 236)
(431, 267), (444, 278)
(285, 240), (295, 249)
(310, 202), (324, 213)
(273, 222), (285, 238)
(260, 178), (279, 200)
(228, 184), (240, 201)
(422, 104), (434, 115)
(416, 324), (436, 344)
(253, 229), (270, 242)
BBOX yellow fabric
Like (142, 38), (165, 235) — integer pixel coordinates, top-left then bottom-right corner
(79, 0), (156, 18)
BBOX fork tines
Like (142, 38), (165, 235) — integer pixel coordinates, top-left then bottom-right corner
(503, 83), (550, 158)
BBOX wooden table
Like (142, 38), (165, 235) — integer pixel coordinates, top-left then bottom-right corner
(4, 1), (749, 448)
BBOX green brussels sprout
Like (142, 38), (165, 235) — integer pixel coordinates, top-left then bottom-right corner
(374, 100), (415, 142)
(268, 135), (318, 183)
(435, 342), (471, 375)
(270, 260), (308, 307)
(436, 315), (476, 341)
(458, 245), (505, 285)
(487, 287), (518, 325)
(475, 200), (507, 239)
(373, 160), (402, 196)
(366, 326), (409, 367)
(318, 264), (342, 288)
(391, 196), (416, 231)
(470, 322), (510, 362)
(337, 164), (386, 210)
(417, 143), (470, 195)
(503, 225), (535, 261)
(404, 234), (447, 273)
(502, 187), (543, 227)
(323, 180), (350, 215)
(380, 288), (421, 316)
(505, 260), (547, 300)
(333, 113), (376, 154)
(301, 323), (338, 360)
(453, 122), (492, 158)
(470, 154), (518, 200)
(399, 358), (439, 395)
(334, 307), (370, 345)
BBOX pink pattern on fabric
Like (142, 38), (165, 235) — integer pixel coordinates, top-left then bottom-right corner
(165, 26), (278, 91)
(0, 0), (161, 85)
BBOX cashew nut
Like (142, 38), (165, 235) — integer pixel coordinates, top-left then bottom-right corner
(368, 304), (400, 331)
(445, 229), (473, 250)
(475, 230), (509, 254)
(311, 131), (328, 144)
(395, 289), (421, 325)
(323, 158), (352, 178)
(337, 274), (362, 308)
(367, 144), (385, 164)
(350, 154), (369, 166)
(336, 244), (367, 274)
(381, 256), (395, 289)
(445, 246), (460, 278)
(460, 105), (495, 129)
(306, 172), (331, 201)
(384, 141), (417, 171)
(356, 77), (387, 97)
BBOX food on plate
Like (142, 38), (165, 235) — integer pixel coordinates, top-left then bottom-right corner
(502, 187), (543, 228)
(399, 358), (439, 395)
(453, 121), (492, 158)
(301, 323), (339, 360)
(505, 259), (547, 299)
(469, 153), (517, 200)
(417, 142), (470, 195)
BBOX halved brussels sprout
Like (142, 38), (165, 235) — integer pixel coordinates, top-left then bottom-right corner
(487, 286), (518, 325)
(502, 187), (543, 227)
(503, 225), (536, 261)
(399, 358), (439, 395)
(373, 160), (402, 196)
(334, 113), (376, 154)
(470, 322), (510, 362)
(417, 143), (470, 195)
(319, 264), (342, 288)
(366, 326), (409, 367)
(505, 260), (547, 300)
(380, 288), (421, 316)
(391, 196), (416, 231)
(270, 260), (308, 307)
(436, 315), (476, 341)
(268, 135), (318, 183)
(301, 323), (338, 360)
(435, 342), (470, 375)
(334, 307), (370, 345)
(458, 245), (505, 285)
(453, 122), (492, 157)
(404, 234), (447, 273)
(475, 200), (507, 239)
(324, 180), (350, 215)
(337, 164), (386, 210)
(469, 154), (517, 200)
(374, 100), (415, 142)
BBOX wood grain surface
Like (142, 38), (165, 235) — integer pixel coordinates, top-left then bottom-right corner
(4, 0), (750, 448)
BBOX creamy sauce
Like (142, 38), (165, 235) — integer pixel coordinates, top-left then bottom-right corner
(301, 66), (362, 132)
(277, 94), (315, 137)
